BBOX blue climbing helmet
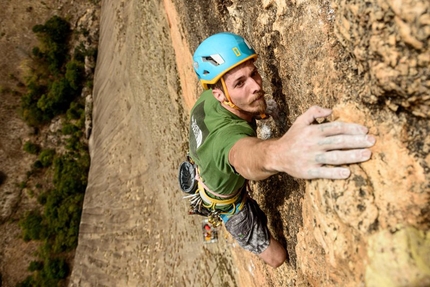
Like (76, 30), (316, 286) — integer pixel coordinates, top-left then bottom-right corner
(193, 32), (257, 90)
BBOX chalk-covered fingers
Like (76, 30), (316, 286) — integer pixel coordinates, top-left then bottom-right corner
(306, 167), (351, 180)
(315, 149), (372, 165)
(317, 134), (376, 150)
(272, 106), (377, 180)
(316, 121), (369, 136)
(295, 106), (333, 127)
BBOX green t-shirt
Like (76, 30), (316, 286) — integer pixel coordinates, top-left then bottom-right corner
(189, 89), (256, 196)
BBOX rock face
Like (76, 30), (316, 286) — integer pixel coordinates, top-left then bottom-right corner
(70, 1), (238, 286)
(71, 0), (429, 286)
(336, 0), (430, 118)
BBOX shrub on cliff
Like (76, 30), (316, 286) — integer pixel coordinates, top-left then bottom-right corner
(17, 257), (69, 287)
(53, 154), (88, 196)
(36, 77), (77, 118)
(23, 141), (41, 155)
(38, 149), (56, 167)
(28, 261), (43, 272)
(62, 122), (79, 135)
(65, 60), (84, 90)
(43, 257), (69, 280)
(19, 211), (47, 241)
(32, 15), (71, 74)
(22, 76), (82, 126)
(20, 15), (84, 127)
(45, 194), (84, 252)
(20, 81), (49, 126)
(66, 101), (85, 121)
(38, 153), (89, 252)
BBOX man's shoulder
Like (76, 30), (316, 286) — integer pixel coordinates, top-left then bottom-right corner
(190, 89), (255, 136)
(193, 89), (215, 106)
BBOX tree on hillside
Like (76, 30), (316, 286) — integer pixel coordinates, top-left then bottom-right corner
(32, 15), (71, 74)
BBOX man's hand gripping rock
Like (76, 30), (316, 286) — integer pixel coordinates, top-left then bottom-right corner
(230, 106), (376, 181)
(271, 106), (376, 179)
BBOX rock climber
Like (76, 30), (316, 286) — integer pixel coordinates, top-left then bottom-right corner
(187, 32), (376, 268)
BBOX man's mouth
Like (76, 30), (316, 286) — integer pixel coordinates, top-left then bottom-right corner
(251, 93), (265, 104)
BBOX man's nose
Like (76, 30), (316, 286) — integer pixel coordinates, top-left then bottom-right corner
(250, 77), (261, 93)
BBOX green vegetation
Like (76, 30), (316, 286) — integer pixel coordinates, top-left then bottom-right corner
(23, 141), (41, 155)
(16, 15), (96, 287)
(32, 15), (71, 75)
(20, 211), (46, 241)
(20, 15), (93, 127)
(38, 149), (56, 167)
(65, 60), (84, 90)
(17, 257), (69, 287)
(19, 142), (89, 286)
(21, 150), (89, 248)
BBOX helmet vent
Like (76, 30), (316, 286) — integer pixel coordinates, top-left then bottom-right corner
(202, 56), (219, 66)
(202, 54), (225, 67)
(203, 70), (210, 75)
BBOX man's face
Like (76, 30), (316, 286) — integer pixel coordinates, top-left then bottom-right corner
(223, 60), (267, 116)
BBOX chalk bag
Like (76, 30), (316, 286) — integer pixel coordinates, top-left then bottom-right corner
(178, 160), (197, 194)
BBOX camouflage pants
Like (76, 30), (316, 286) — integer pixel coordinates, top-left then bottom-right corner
(223, 198), (270, 254)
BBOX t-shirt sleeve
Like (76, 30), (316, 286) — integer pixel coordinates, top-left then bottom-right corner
(212, 122), (256, 174)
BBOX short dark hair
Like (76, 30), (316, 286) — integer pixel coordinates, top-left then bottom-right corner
(207, 78), (224, 92)
(208, 59), (255, 92)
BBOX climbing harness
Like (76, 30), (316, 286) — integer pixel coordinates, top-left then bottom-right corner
(178, 154), (247, 227)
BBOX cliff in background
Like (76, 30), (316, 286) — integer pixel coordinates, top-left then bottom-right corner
(71, 0), (429, 286)
(0, 1), (98, 286)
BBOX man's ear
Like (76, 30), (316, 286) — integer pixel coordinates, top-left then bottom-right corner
(211, 88), (226, 103)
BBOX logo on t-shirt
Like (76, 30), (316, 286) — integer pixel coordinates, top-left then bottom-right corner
(189, 101), (209, 161)
(191, 115), (203, 149)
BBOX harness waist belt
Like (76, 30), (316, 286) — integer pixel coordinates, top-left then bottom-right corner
(197, 182), (245, 212)
(195, 171), (241, 199)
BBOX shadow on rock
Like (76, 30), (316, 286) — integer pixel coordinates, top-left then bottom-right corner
(254, 173), (302, 268)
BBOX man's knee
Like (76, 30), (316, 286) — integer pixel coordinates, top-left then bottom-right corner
(271, 250), (287, 268)
(259, 237), (287, 268)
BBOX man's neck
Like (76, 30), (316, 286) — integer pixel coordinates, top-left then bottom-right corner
(220, 102), (254, 122)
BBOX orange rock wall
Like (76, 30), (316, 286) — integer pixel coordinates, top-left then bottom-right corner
(172, 0), (429, 285)
(70, 0), (430, 286)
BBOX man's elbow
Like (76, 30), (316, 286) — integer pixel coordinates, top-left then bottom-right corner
(236, 165), (272, 181)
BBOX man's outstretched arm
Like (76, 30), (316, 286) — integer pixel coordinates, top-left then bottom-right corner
(229, 106), (376, 181)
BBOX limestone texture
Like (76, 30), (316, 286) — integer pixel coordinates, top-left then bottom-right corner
(70, 0), (429, 286)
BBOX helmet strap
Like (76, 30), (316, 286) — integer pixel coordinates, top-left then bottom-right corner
(221, 77), (240, 110)
(220, 77), (267, 119)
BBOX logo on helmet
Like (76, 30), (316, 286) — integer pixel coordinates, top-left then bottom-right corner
(232, 47), (241, 57)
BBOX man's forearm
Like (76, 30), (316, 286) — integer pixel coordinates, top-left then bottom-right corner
(228, 106), (376, 181)
(229, 137), (279, 181)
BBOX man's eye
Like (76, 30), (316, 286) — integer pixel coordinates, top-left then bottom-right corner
(235, 81), (244, 88)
